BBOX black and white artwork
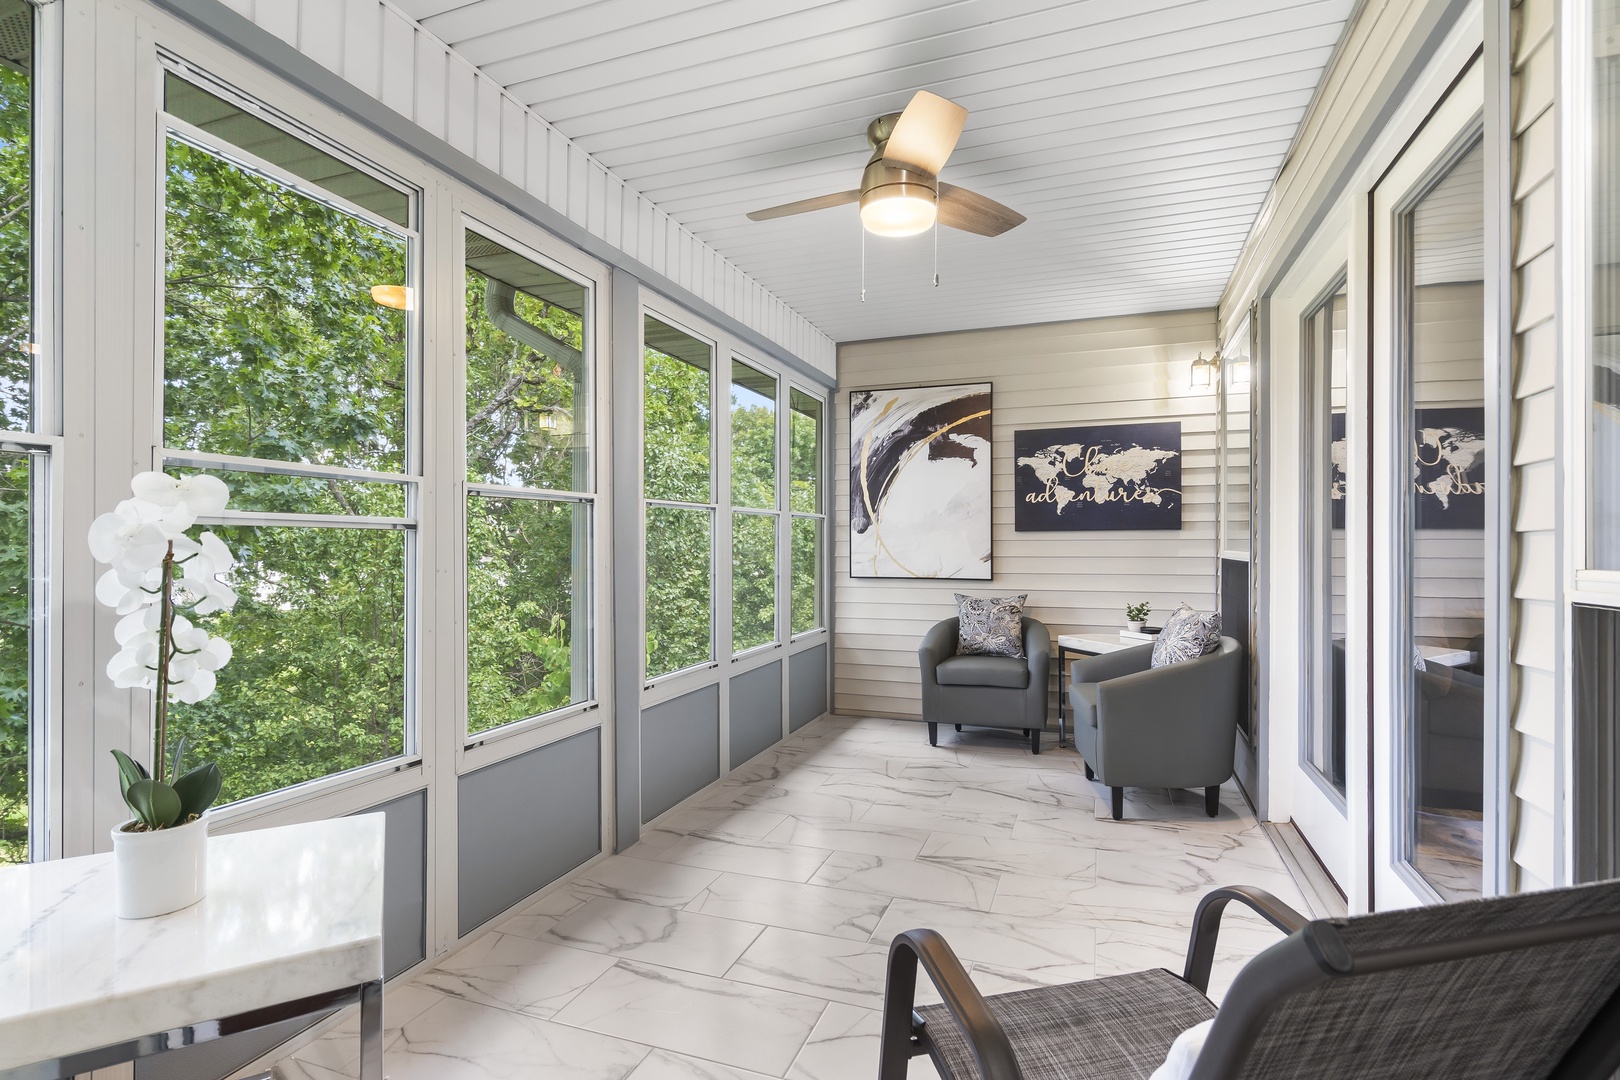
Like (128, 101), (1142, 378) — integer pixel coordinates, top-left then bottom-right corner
(849, 382), (992, 579)
(1012, 421), (1182, 531)
(1414, 406), (1485, 529)
(1331, 411), (1347, 529)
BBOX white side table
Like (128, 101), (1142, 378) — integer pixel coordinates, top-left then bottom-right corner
(0, 814), (386, 1080)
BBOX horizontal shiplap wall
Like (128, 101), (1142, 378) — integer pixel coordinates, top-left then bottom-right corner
(835, 311), (1221, 721)
(1508, 0), (1558, 892)
(211, 0), (836, 375)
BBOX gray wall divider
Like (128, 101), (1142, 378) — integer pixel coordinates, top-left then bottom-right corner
(641, 684), (720, 823)
(730, 661), (784, 766)
(790, 644), (829, 732)
(458, 729), (602, 936)
(612, 266), (643, 852)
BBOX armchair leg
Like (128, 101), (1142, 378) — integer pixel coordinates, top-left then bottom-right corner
(927, 722), (938, 746)
(1205, 786), (1221, 817)
(1111, 786), (1124, 820)
(1030, 727), (1041, 754)
(954, 724), (962, 731)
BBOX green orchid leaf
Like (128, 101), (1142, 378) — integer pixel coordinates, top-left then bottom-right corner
(170, 736), (188, 787)
(110, 748), (148, 799)
(125, 778), (183, 830)
(172, 761), (223, 820)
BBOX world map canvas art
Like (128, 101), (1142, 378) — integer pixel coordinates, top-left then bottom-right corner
(849, 382), (992, 579)
(1013, 421), (1183, 531)
(1328, 407), (1485, 529)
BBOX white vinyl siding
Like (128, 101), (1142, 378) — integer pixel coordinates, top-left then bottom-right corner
(1508, 0), (1558, 892)
(219, 0), (836, 376)
(834, 310), (1220, 721)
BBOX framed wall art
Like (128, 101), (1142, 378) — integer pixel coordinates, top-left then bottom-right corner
(1013, 420), (1182, 531)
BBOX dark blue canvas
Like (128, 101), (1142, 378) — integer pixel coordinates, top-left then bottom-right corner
(1013, 421), (1182, 531)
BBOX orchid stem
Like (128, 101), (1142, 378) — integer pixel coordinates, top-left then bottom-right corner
(153, 541), (175, 783)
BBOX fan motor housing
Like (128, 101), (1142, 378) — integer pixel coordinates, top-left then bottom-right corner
(859, 158), (937, 207)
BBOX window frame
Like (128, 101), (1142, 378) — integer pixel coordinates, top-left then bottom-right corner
(151, 63), (426, 815)
(458, 214), (602, 747)
(787, 381), (828, 641)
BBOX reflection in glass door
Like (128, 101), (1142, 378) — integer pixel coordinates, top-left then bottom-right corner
(1305, 280), (1349, 798)
(1398, 137), (1487, 901)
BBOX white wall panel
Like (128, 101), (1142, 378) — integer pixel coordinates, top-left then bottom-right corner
(834, 310), (1220, 721)
(229, 0), (835, 374)
(1507, 0), (1558, 892)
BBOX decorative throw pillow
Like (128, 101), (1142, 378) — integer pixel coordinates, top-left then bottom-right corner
(1148, 1018), (1213, 1080)
(1151, 604), (1221, 668)
(955, 593), (1027, 658)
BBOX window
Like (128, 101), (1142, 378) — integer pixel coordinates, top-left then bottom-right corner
(1400, 136), (1486, 900)
(644, 315), (714, 679)
(159, 73), (416, 805)
(789, 389), (824, 635)
(464, 227), (593, 735)
(0, 2), (36, 864)
(731, 359), (777, 653)
(1304, 279), (1349, 798)
(1594, 0), (1620, 567)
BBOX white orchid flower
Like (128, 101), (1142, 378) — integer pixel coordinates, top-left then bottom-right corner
(131, 471), (230, 517)
(87, 500), (171, 573)
(171, 666), (216, 704)
(96, 569), (153, 615)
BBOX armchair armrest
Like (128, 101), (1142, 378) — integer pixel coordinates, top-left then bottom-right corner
(1069, 642), (1154, 685)
(880, 929), (1022, 1080)
(1024, 619), (1051, 680)
(919, 619), (959, 681)
(1182, 886), (1309, 993)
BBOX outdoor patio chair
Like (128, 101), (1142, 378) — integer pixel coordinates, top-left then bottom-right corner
(878, 880), (1620, 1080)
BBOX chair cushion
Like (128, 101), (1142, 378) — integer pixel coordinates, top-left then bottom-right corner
(917, 968), (1216, 1080)
(1151, 604), (1221, 668)
(955, 593), (1027, 658)
(936, 654), (1030, 689)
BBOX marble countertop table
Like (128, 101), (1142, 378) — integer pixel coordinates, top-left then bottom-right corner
(0, 814), (385, 1080)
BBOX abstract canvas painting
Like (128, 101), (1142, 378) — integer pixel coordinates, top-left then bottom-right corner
(849, 382), (992, 579)
(1012, 421), (1182, 531)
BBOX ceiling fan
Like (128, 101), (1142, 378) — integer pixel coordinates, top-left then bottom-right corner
(746, 91), (1026, 239)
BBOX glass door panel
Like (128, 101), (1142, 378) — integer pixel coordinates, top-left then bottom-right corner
(1306, 282), (1350, 798)
(1400, 137), (1487, 901)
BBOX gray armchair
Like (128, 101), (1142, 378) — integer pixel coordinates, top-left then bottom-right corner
(1068, 636), (1241, 819)
(919, 617), (1051, 754)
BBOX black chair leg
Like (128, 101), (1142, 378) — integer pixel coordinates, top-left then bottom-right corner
(1030, 727), (1041, 754)
(1084, 763), (1095, 781)
(1205, 786), (1221, 817)
(954, 724), (962, 731)
(1111, 787), (1125, 820)
(928, 722), (938, 746)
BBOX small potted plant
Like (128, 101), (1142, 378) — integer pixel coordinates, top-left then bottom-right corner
(89, 472), (237, 919)
(1124, 601), (1151, 634)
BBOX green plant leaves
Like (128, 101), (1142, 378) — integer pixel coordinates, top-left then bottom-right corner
(110, 748), (149, 799)
(124, 778), (182, 830)
(171, 761), (222, 821)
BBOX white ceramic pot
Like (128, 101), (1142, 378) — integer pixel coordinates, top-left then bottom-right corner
(111, 813), (209, 919)
(1127, 620), (1145, 633)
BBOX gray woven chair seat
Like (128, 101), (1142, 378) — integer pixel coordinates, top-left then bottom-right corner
(916, 968), (1214, 1080)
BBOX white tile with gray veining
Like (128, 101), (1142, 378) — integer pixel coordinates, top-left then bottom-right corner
(276, 715), (1312, 1080)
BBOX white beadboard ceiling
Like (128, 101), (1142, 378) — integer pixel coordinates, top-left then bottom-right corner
(391, 0), (1357, 343)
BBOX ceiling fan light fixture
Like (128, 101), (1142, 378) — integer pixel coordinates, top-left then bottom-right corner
(859, 187), (937, 237)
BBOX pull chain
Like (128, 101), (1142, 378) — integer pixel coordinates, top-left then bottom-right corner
(861, 224), (867, 303)
(933, 201), (940, 287)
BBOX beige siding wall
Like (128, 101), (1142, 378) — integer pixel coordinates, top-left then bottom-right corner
(212, 0), (837, 373)
(1509, 0), (1559, 892)
(834, 311), (1220, 721)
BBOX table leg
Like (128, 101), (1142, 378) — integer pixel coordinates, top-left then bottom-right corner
(1056, 645), (1069, 748)
(358, 979), (384, 1080)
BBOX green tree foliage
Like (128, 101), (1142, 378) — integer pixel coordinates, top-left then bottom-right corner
(161, 138), (410, 805)
(644, 345), (713, 675)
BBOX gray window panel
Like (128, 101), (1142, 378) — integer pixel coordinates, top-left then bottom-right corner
(789, 644), (829, 733)
(459, 729), (602, 935)
(641, 684), (720, 823)
(730, 660), (783, 767)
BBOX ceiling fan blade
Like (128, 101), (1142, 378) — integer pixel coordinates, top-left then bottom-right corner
(882, 91), (968, 174)
(746, 189), (860, 222)
(937, 183), (1026, 237)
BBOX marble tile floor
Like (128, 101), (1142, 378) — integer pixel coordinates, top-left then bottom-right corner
(273, 715), (1318, 1080)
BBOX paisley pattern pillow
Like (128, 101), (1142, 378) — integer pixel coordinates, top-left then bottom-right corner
(1151, 604), (1222, 668)
(955, 593), (1027, 658)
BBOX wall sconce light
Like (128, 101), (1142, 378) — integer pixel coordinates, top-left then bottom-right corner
(1190, 352), (1216, 390)
(1228, 358), (1251, 390)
